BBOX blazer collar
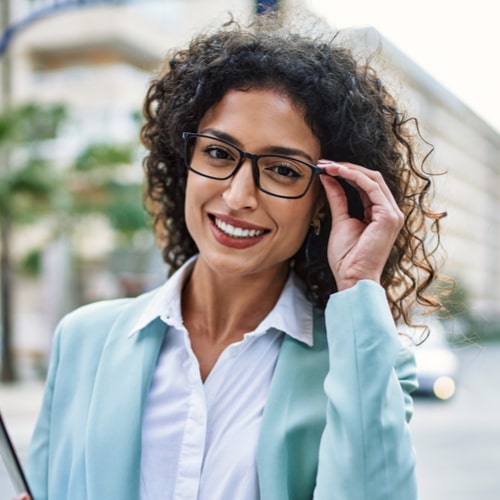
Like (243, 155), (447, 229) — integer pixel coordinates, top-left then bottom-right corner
(83, 287), (326, 499)
(257, 307), (329, 500)
(85, 291), (167, 499)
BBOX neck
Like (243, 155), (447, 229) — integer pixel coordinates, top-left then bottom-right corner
(181, 259), (289, 343)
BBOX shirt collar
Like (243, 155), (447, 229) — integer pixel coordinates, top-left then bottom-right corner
(128, 255), (196, 337)
(250, 272), (314, 346)
(128, 256), (314, 347)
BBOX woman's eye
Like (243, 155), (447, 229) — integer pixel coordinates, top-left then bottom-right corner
(270, 164), (302, 178)
(205, 146), (233, 161)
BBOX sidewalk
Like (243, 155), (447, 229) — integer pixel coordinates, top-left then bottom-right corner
(0, 380), (45, 455)
(0, 380), (45, 498)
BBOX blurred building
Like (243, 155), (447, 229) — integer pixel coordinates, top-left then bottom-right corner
(1, 0), (499, 368)
(353, 29), (500, 322)
(6, 0), (252, 146)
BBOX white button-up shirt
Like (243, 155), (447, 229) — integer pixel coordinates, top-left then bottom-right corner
(131, 258), (314, 500)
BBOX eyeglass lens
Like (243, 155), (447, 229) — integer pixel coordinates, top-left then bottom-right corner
(185, 134), (315, 198)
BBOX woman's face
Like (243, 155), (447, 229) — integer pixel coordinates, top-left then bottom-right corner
(185, 87), (322, 280)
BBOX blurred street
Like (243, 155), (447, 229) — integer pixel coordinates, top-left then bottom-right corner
(0, 344), (499, 499)
(412, 342), (500, 499)
(0, 379), (43, 499)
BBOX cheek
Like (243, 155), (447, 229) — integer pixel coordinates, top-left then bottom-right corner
(184, 174), (223, 238)
(275, 197), (317, 243)
(184, 174), (204, 233)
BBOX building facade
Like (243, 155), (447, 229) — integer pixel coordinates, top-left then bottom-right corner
(365, 29), (500, 320)
(1, 0), (499, 366)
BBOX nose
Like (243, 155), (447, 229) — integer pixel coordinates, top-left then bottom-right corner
(222, 159), (259, 210)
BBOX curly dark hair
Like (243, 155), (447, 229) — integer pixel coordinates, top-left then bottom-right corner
(141, 13), (446, 325)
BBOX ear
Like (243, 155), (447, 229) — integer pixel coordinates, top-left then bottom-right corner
(311, 190), (328, 224)
(309, 192), (327, 236)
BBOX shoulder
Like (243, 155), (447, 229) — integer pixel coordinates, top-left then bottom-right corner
(60, 297), (134, 328)
(54, 289), (158, 348)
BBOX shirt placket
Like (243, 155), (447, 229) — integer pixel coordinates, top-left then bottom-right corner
(173, 330), (207, 499)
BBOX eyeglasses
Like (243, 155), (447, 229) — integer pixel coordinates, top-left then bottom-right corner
(182, 132), (323, 199)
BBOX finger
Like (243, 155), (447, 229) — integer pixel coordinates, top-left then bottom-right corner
(340, 163), (399, 215)
(318, 173), (350, 223)
(318, 160), (400, 217)
(342, 168), (401, 225)
(319, 159), (390, 188)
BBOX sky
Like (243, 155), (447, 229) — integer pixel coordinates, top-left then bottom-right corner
(306, 0), (500, 134)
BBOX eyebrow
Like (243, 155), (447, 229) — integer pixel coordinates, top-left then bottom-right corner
(198, 128), (316, 164)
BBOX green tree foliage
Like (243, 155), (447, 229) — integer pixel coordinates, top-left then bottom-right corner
(0, 102), (67, 381)
(0, 103), (66, 218)
(0, 102), (147, 381)
(69, 143), (148, 242)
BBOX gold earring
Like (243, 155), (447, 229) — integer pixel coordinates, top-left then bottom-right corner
(311, 200), (326, 237)
(311, 218), (321, 236)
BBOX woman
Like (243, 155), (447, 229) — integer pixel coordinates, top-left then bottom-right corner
(26, 12), (444, 500)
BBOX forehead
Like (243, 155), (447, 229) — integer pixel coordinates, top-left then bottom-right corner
(197, 88), (320, 157)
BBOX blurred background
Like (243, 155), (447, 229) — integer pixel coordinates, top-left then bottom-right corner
(0, 1), (499, 499)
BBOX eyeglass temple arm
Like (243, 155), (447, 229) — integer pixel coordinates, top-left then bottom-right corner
(315, 166), (337, 179)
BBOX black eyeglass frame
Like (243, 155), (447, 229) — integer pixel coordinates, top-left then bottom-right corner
(182, 132), (325, 199)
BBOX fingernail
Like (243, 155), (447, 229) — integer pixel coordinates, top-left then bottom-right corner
(317, 159), (342, 167)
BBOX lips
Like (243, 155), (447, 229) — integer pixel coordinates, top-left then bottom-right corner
(214, 217), (266, 238)
(209, 214), (270, 248)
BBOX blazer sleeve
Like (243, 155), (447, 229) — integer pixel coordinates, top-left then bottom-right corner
(25, 321), (62, 500)
(313, 280), (418, 500)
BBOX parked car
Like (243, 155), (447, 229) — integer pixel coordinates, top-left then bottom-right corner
(401, 318), (459, 400)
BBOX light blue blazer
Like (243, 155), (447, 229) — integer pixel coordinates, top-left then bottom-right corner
(26, 280), (418, 499)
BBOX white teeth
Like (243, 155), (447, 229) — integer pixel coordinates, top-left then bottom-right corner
(214, 218), (265, 238)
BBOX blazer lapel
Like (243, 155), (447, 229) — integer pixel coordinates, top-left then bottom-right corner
(257, 307), (329, 500)
(85, 295), (167, 500)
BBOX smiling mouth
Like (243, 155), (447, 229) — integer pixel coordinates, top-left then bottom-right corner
(213, 217), (267, 239)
